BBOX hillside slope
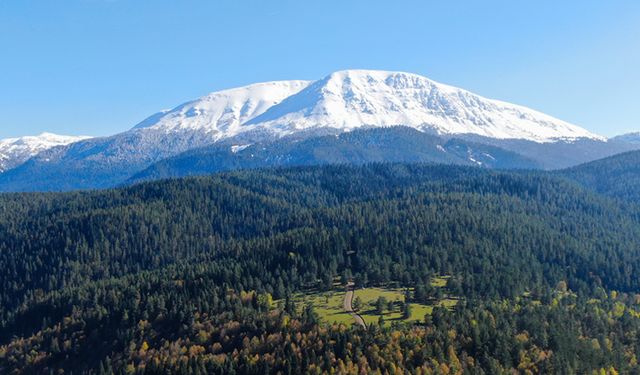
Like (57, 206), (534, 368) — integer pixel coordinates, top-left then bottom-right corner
(560, 149), (640, 201)
(127, 127), (541, 184)
(3, 164), (640, 373)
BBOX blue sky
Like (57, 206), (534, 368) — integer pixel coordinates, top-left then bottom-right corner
(0, 0), (638, 138)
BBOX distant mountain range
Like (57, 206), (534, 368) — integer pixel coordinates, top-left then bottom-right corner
(0, 133), (91, 173)
(0, 69), (637, 192)
(609, 132), (640, 145)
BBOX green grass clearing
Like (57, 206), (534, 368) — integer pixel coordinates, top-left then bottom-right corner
(353, 287), (458, 325)
(289, 290), (353, 325)
(283, 276), (459, 326)
(431, 275), (450, 288)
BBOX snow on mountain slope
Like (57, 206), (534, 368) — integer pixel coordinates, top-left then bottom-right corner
(245, 70), (603, 143)
(130, 70), (603, 144)
(0, 133), (91, 172)
(132, 80), (311, 140)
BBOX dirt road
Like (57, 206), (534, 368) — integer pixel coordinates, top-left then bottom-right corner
(344, 281), (366, 328)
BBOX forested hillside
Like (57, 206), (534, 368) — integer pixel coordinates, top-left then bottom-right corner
(127, 127), (541, 185)
(560, 149), (640, 202)
(2, 164), (640, 374)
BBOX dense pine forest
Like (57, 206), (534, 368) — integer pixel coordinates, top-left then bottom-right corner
(2, 163), (640, 374)
(562, 149), (640, 202)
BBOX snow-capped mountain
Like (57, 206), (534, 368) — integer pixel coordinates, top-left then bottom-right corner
(138, 69), (603, 143)
(0, 69), (629, 192)
(0, 133), (91, 172)
(132, 80), (311, 138)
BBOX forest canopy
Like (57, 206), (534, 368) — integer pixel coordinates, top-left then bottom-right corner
(1, 163), (640, 374)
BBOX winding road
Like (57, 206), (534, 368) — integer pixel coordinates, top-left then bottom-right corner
(344, 281), (366, 328)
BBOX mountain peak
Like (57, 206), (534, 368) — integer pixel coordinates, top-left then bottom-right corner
(131, 80), (311, 138)
(128, 69), (604, 144)
(244, 69), (605, 143)
(0, 133), (91, 172)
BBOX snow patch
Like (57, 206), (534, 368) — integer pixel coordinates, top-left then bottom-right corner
(468, 156), (482, 166)
(231, 144), (251, 153)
